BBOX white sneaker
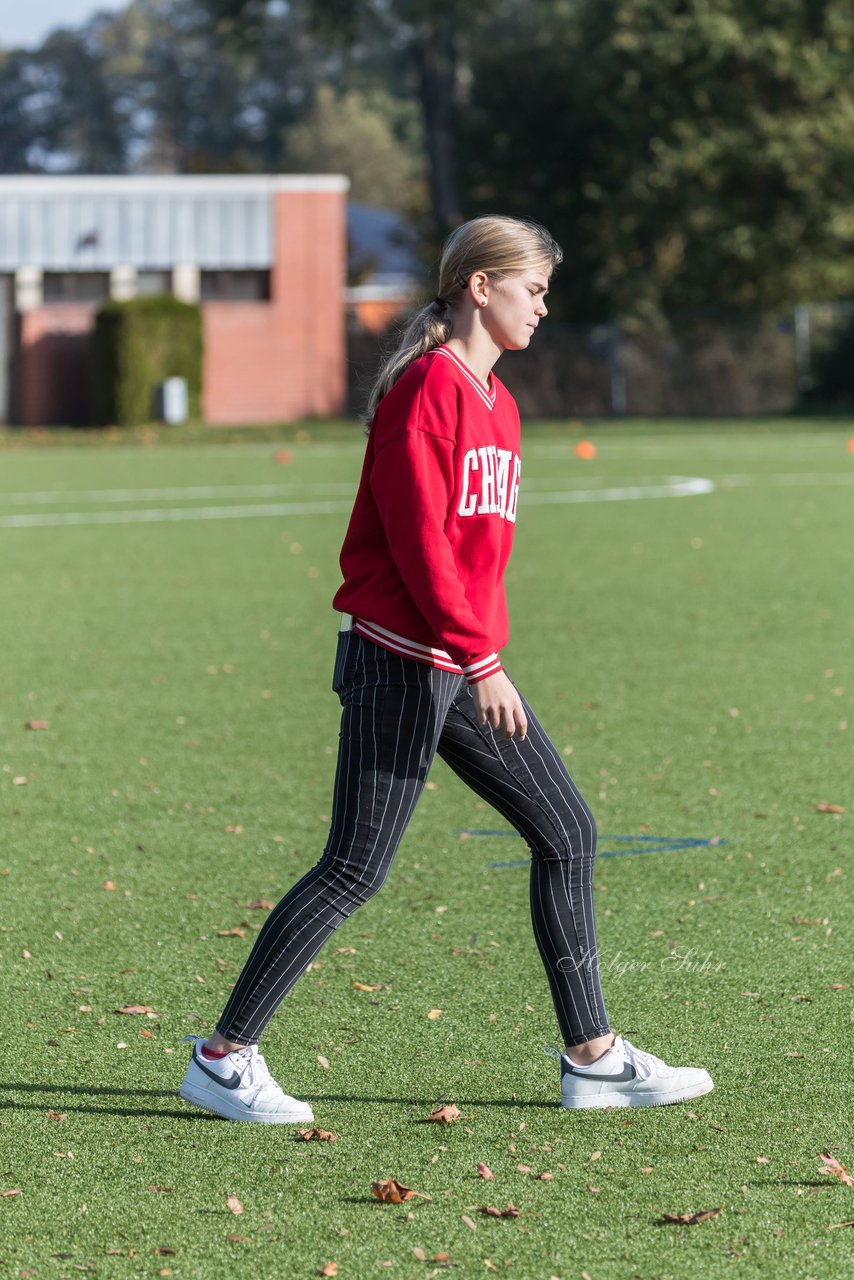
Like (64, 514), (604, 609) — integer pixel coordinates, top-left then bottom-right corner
(545, 1035), (714, 1109)
(178, 1036), (314, 1124)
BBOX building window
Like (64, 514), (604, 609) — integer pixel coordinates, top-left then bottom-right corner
(200, 270), (270, 302)
(136, 270), (172, 297)
(43, 272), (111, 304)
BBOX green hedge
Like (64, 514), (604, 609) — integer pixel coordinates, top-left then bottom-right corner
(91, 296), (203, 426)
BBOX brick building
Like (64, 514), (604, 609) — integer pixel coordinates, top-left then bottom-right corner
(0, 173), (349, 425)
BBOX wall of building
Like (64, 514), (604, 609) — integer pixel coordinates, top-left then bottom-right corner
(18, 303), (97, 425)
(12, 185), (347, 426)
(202, 190), (346, 423)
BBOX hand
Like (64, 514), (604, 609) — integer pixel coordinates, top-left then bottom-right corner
(470, 670), (528, 741)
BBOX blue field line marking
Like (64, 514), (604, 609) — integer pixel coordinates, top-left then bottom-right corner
(451, 830), (725, 867)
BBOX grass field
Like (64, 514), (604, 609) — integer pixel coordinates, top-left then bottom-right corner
(0, 418), (852, 1280)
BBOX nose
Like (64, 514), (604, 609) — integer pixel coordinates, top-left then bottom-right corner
(536, 298), (548, 317)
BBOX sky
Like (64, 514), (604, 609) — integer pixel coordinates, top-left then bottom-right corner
(3, 0), (128, 49)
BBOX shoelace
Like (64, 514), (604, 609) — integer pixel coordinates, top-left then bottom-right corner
(620, 1038), (670, 1081)
(230, 1045), (285, 1103)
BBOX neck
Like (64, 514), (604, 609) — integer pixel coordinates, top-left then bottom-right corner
(443, 318), (502, 388)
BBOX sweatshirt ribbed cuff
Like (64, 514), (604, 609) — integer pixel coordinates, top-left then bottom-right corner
(462, 652), (503, 684)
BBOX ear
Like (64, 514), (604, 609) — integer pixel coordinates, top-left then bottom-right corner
(469, 271), (490, 308)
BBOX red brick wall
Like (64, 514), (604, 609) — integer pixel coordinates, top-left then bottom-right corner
(18, 304), (98, 425)
(202, 189), (347, 423)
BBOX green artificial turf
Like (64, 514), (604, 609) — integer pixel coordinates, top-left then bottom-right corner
(0, 418), (852, 1280)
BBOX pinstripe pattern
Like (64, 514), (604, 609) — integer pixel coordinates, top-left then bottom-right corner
(216, 629), (611, 1048)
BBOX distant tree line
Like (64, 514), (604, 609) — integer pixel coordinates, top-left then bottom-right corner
(1, 0), (852, 323)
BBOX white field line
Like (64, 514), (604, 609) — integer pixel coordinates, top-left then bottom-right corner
(0, 477), (715, 529)
(0, 482), (360, 505)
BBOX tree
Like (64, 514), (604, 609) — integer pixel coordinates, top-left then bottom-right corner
(281, 84), (426, 214)
(461, 0), (854, 320)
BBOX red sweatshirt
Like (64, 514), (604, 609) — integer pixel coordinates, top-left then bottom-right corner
(332, 344), (522, 684)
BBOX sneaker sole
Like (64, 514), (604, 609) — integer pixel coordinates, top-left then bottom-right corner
(178, 1081), (314, 1124)
(561, 1079), (715, 1110)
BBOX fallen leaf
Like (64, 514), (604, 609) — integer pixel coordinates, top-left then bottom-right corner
(820, 1153), (854, 1187)
(25, 720), (49, 730)
(816, 802), (845, 814)
(413, 1247), (426, 1261)
(478, 1205), (520, 1218)
(227, 1194), (244, 1215)
(352, 982), (381, 992)
(515, 1165), (532, 1174)
(427, 1009), (443, 1019)
(320, 1265), (339, 1278)
(12, 776), (28, 786)
(244, 899), (275, 910)
(828, 1220), (854, 1230)
(461, 1214), (477, 1231)
(640, 1166), (654, 1174)
(217, 928), (246, 939)
(537, 1171), (554, 1181)
(0, 1188), (22, 1197)
(115, 1005), (156, 1016)
(756, 1156), (770, 1164)
(317, 1054), (330, 1070)
(154, 1247), (176, 1256)
(21, 949), (32, 959)
(371, 1179), (414, 1203)
(295, 1127), (337, 1142)
(147, 1186), (173, 1193)
(103, 881), (116, 891)
(45, 1111), (67, 1122)
(484, 1261), (498, 1272)
(659, 1207), (723, 1225)
(419, 1104), (460, 1124)
(476, 1162), (494, 1180)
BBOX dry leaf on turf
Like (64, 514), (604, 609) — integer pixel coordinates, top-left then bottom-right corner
(154, 1247), (176, 1256)
(227, 1194), (244, 1215)
(828, 1220), (854, 1230)
(317, 1054), (330, 1070)
(45, 1111), (67, 1122)
(371, 1179), (429, 1203)
(419, 1104), (460, 1124)
(1, 1188), (22, 1197)
(659, 1207), (723, 1225)
(320, 1265), (339, 1277)
(816, 801), (845, 814)
(353, 982), (380, 991)
(115, 1005), (157, 1016)
(478, 1205), (520, 1218)
(25, 720), (48, 730)
(295, 1127), (337, 1142)
(820, 1153), (854, 1186)
(244, 899), (275, 910)
(461, 1214), (477, 1231)
(147, 1186), (173, 1193)
(217, 928), (246, 938)
(427, 1009), (443, 1019)
(476, 1162), (494, 1180)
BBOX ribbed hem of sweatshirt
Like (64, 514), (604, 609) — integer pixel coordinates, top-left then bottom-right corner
(351, 617), (502, 684)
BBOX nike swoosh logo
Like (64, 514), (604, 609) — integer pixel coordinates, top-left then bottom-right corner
(194, 1052), (242, 1090)
(563, 1061), (638, 1083)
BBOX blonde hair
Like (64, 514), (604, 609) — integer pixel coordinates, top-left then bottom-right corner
(363, 214), (562, 426)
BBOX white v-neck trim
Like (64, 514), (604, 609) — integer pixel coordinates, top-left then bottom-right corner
(435, 345), (496, 411)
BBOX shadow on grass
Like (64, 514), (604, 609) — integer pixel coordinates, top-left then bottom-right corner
(0, 1081), (557, 1118)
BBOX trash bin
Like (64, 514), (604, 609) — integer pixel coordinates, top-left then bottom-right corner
(155, 377), (189, 425)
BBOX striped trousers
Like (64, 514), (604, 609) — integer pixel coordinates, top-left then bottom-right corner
(216, 625), (612, 1048)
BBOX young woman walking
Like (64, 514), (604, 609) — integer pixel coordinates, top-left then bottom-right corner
(179, 215), (714, 1120)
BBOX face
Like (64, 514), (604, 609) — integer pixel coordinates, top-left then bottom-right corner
(475, 267), (550, 351)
